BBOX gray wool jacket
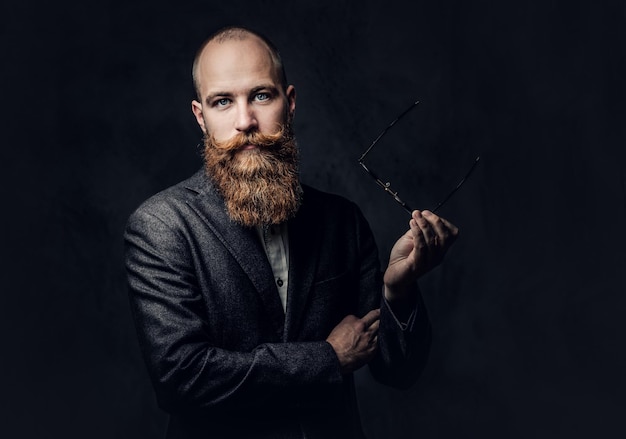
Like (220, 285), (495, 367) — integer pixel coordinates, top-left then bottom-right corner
(124, 169), (431, 439)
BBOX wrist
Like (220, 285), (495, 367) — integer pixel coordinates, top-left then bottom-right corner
(384, 283), (414, 303)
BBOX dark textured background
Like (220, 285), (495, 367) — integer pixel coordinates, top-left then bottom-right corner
(2, 1), (625, 438)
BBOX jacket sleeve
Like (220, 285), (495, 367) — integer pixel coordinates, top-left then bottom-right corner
(352, 206), (432, 389)
(124, 206), (343, 414)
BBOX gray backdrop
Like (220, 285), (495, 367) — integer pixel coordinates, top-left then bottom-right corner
(2, 0), (625, 438)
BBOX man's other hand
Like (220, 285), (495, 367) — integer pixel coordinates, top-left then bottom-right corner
(326, 309), (380, 375)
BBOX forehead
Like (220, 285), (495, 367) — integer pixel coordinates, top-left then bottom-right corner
(196, 37), (279, 97)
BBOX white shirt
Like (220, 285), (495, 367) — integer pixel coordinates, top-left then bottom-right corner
(255, 223), (289, 312)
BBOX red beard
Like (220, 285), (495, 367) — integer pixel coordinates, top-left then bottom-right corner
(203, 124), (303, 227)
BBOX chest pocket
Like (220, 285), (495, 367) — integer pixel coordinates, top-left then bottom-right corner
(304, 270), (358, 336)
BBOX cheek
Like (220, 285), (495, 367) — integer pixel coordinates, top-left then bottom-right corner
(258, 107), (287, 132)
(204, 116), (231, 141)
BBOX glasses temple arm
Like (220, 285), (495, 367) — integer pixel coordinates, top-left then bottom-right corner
(358, 100), (420, 163)
(432, 156), (481, 213)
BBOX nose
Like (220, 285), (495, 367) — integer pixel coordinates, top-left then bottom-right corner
(234, 102), (258, 132)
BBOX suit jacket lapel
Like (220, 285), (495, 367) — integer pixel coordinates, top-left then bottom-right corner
(183, 170), (285, 337)
(283, 187), (322, 341)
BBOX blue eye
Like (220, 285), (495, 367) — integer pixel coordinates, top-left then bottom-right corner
(215, 98), (231, 107)
(255, 93), (270, 101)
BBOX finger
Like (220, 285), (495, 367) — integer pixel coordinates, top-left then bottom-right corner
(409, 215), (424, 245)
(423, 211), (459, 245)
(412, 210), (436, 248)
(361, 308), (380, 327)
(421, 210), (445, 243)
(368, 319), (380, 335)
(369, 335), (378, 348)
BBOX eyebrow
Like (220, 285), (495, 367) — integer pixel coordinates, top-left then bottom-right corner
(250, 84), (279, 94)
(204, 92), (232, 105)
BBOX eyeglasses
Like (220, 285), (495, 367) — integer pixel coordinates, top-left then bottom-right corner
(358, 100), (480, 215)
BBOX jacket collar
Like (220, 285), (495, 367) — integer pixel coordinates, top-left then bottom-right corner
(183, 169), (286, 339)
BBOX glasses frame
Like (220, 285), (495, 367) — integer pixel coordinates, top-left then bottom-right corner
(358, 100), (480, 215)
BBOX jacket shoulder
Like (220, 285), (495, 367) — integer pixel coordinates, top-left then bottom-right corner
(125, 169), (211, 228)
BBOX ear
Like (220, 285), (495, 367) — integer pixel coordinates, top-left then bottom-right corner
(285, 85), (296, 118)
(191, 100), (206, 133)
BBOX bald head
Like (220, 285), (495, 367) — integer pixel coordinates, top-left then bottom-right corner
(192, 26), (288, 100)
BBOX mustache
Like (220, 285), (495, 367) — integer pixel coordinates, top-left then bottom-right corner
(209, 125), (290, 152)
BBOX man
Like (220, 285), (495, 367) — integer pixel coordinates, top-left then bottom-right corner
(124, 26), (458, 439)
